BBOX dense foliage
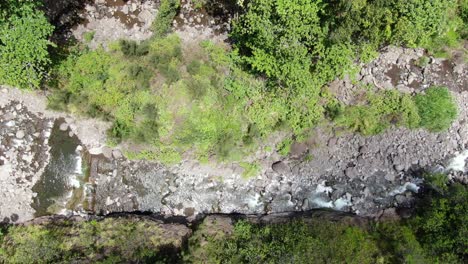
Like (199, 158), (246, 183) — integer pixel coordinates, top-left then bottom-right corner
(230, 0), (464, 136)
(0, 218), (180, 263)
(0, 0), (54, 89)
(185, 180), (468, 264)
(49, 35), (274, 164)
(0, 0), (461, 162)
(408, 181), (468, 262)
(187, 219), (382, 263)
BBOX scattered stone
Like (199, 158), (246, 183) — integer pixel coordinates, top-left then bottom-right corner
(112, 149), (123, 159)
(59, 122), (68, 131)
(102, 146), (113, 159)
(344, 167), (359, 178)
(10, 213), (19, 222)
(89, 147), (103, 155)
(15, 130), (25, 139)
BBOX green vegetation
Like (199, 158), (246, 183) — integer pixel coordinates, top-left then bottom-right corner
(335, 87), (457, 135)
(408, 176), (468, 262)
(187, 219), (382, 264)
(83, 31), (95, 43)
(0, 1), (462, 173)
(152, 0), (180, 38)
(414, 87), (458, 132)
(0, 0), (54, 89)
(49, 35), (278, 163)
(239, 162), (260, 179)
(185, 178), (467, 264)
(0, 218), (181, 263)
(277, 138), (293, 156)
(0, 0), (462, 163)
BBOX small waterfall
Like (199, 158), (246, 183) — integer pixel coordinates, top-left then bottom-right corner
(32, 120), (87, 217)
(446, 150), (468, 172)
(389, 182), (420, 196)
(310, 181), (352, 210)
(73, 146), (83, 174)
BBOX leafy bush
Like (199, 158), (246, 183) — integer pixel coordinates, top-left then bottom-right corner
(374, 223), (429, 263)
(392, 0), (461, 49)
(0, 218), (183, 263)
(186, 219), (382, 264)
(335, 90), (421, 135)
(152, 0), (180, 38)
(414, 87), (457, 132)
(0, 0), (54, 89)
(335, 87), (457, 135)
(409, 182), (468, 262)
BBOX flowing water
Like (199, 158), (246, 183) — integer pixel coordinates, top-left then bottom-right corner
(31, 120), (87, 217)
(446, 150), (468, 172)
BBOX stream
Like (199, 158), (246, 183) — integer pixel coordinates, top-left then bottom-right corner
(26, 118), (467, 220)
(31, 119), (87, 217)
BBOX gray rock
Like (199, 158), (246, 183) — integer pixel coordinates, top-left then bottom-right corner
(15, 130), (25, 139)
(272, 161), (290, 175)
(112, 149), (123, 159)
(59, 123), (68, 131)
(102, 146), (112, 159)
(89, 147), (103, 155)
(345, 167), (359, 178)
(395, 194), (406, 204)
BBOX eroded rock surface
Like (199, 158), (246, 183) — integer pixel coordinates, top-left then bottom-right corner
(0, 102), (53, 223)
(72, 0), (158, 48)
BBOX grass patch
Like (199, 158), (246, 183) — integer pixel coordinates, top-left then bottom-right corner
(83, 31), (95, 43)
(240, 162), (260, 179)
(335, 87), (457, 135)
(414, 87), (458, 132)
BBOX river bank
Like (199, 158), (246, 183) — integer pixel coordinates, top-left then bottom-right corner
(1, 44), (467, 224)
(1, 0), (467, 224)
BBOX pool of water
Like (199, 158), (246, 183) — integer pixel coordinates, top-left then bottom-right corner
(31, 119), (87, 217)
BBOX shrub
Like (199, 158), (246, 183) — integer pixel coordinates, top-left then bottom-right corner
(152, 0), (180, 38)
(0, 218), (183, 263)
(409, 182), (468, 262)
(186, 219), (382, 264)
(119, 39), (150, 57)
(392, 0), (460, 49)
(83, 31), (95, 43)
(277, 138), (293, 156)
(335, 90), (421, 135)
(414, 87), (457, 132)
(0, 0), (54, 89)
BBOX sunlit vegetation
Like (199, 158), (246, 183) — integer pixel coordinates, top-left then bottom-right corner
(334, 87), (457, 135)
(0, 218), (181, 263)
(0, 0), (54, 89)
(0, 0), (464, 163)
